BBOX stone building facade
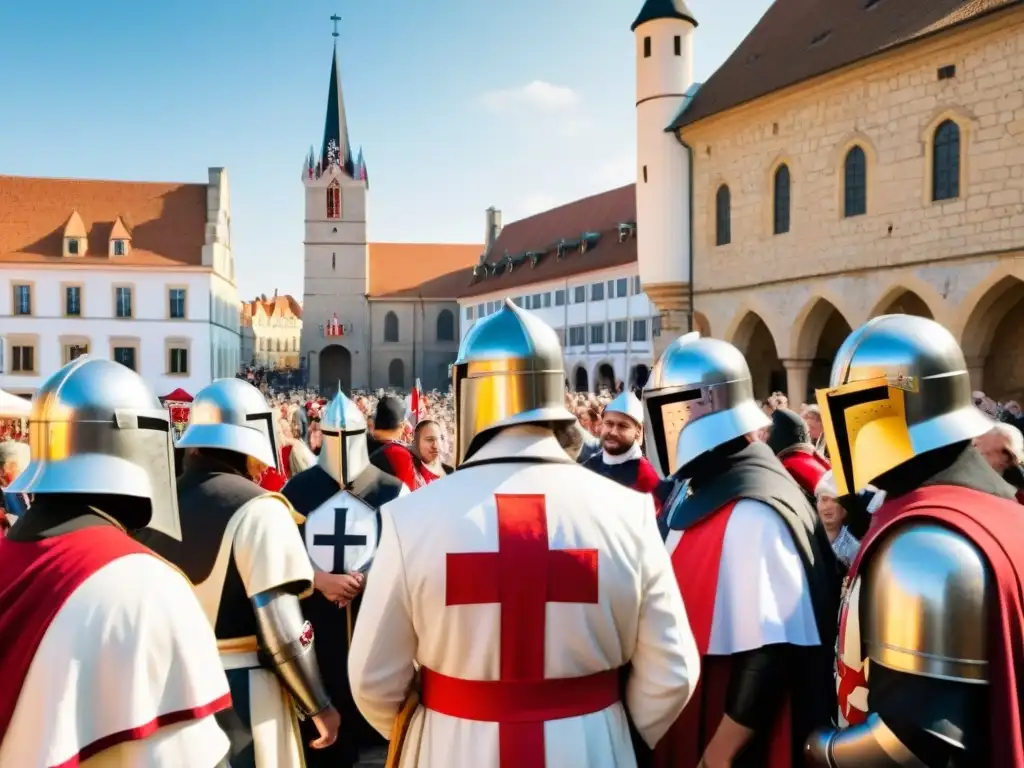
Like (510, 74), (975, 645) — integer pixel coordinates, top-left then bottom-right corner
(633, 0), (1024, 404)
(240, 292), (302, 370)
(300, 40), (480, 394)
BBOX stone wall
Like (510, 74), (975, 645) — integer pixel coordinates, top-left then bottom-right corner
(677, 8), (1024, 403)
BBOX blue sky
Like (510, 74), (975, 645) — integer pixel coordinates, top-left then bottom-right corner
(0, 0), (771, 299)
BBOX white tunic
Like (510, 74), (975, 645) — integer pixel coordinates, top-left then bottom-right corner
(349, 426), (700, 768)
(0, 554), (230, 768)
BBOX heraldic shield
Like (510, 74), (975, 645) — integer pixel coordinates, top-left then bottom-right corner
(303, 491), (382, 574)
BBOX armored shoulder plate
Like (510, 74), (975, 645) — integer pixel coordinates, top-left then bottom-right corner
(862, 521), (991, 684)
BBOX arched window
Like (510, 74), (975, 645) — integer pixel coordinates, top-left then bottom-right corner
(773, 164), (790, 235)
(326, 182), (341, 219)
(436, 309), (454, 341)
(715, 184), (731, 246)
(932, 120), (961, 201)
(844, 146), (867, 218)
(388, 358), (405, 388)
(276, 339), (281, 352)
(384, 311), (399, 342)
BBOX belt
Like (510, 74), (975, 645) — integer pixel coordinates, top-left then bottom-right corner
(420, 666), (621, 724)
(218, 636), (260, 671)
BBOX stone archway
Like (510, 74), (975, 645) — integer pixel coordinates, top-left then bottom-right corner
(872, 288), (934, 319)
(595, 362), (616, 392)
(319, 344), (352, 395)
(730, 311), (784, 401)
(792, 298), (853, 402)
(573, 365), (589, 393)
(960, 276), (1024, 401)
(631, 364), (650, 389)
(694, 311), (711, 337)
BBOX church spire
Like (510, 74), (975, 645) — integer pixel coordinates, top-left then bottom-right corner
(321, 14), (355, 177)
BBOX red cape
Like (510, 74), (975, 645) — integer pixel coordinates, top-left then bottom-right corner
(0, 526), (152, 738)
(779, 448), (830, 498)
(370, 441), (418, 490)
(655, 500), (792, 768)
(852, 485), (1024, 766)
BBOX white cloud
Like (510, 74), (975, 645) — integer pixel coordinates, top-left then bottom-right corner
(480, 80), (582, 113)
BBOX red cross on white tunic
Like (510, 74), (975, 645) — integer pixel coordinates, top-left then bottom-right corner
(444, 493), (600, 767)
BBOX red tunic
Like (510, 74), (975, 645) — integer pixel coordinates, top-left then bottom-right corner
(0, 527), (157, 738)
(370, 441), (418, 490)
(654, 501), (792, 768)
(851, 485), (1024, 767)
(779, 448), (830, 498)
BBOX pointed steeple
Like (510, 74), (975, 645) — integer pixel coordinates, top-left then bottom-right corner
(321, 44), (353, 175)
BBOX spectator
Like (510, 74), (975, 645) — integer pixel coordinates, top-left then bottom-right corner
(815, 470), (860, 571)
(976, 422), (1024, 503)
(766, 407), (830, 500)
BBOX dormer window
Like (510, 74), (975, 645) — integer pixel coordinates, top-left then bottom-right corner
(109, 216), (132, 257)
(63, 210), (87, 257)
(327, 182), (341, 219)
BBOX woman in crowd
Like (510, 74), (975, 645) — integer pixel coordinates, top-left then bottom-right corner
(814, 470), (860, 571)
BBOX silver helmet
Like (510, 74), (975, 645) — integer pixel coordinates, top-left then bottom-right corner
(451, 298), (575, 465)
(318, 390), (370, 486)
(176, 378), (278, 468)
(816, 314), (992, 497)
(603, 390), (644, 427)
(6, 357), (181, 539)
(642, 333), (770, 477)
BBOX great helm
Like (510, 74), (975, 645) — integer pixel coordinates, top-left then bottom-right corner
(450, 298), (575, 464)
(318, 389), (370, 486)
(175, 378), (278, 469)
(6, 357), (181, 538)
(642, 333), (770, 477)
(815, 314), (992, 497)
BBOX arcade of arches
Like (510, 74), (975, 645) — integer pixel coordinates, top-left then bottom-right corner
(720, 279), (1024, 405)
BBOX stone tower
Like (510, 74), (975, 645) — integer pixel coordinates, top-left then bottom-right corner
(300, 40), (371, 393)
(633, 0), (697, 357)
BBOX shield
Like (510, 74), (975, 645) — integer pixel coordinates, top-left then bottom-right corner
(303, 491), (381, 574)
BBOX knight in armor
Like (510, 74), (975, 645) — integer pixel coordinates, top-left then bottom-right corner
(138, 377), (339, 768)
(282, 390), (407, 768)
(348, 299), (699, 767)
(646, 334), (839, 768)
(582, 390), (665, 513)
(804, 314), (1024, 767)
(0, 358), (232, 766)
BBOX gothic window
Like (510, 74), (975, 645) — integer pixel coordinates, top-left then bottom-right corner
(388, 358), (405, 388)
(384, 311), (399, 342)
(773, 164), (791, 235)
(932, 120), (961, 201)
(715, 184), (731, 246)
(843, 146), (867, 217)
(436, 309), (455, 341)
(332, 252), (336, 270)
(327, 182), (341, 219)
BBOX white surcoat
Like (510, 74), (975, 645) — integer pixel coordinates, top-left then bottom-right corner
(349, 426), (700, 768)
(0, 553), (230, 767)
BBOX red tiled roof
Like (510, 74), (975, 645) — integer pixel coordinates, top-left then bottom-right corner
(368, 242), (483, 299)
(457, 184), (637, 300)
(0, 174), (209, 266)
(241, 293), (303, 327)
(674, 0), (1022, 128)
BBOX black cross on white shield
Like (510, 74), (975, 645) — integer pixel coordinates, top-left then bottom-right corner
(305, 495), (381, 574)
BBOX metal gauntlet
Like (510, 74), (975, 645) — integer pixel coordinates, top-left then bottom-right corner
(252, 588), (332, 717)
(804, 715), (926, 767)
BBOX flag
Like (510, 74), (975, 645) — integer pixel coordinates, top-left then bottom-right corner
(408, 378), (423, 426)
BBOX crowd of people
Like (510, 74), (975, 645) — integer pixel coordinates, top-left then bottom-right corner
(1, 309), (1024, 768)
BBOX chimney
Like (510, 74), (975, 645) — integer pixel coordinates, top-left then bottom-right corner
(484, 206), (503, 254)
(274, 288), (278, 298)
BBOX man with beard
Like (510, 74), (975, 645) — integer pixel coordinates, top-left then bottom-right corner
(805, 315), (1024, 767)
(141, 378), (339, 768)
(583, 390), (664, 512)
(282, 390), (407, 768)
(0, 358), (232, 766)
(765, 407), (831, 501)
(645, 334), (839, 768)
